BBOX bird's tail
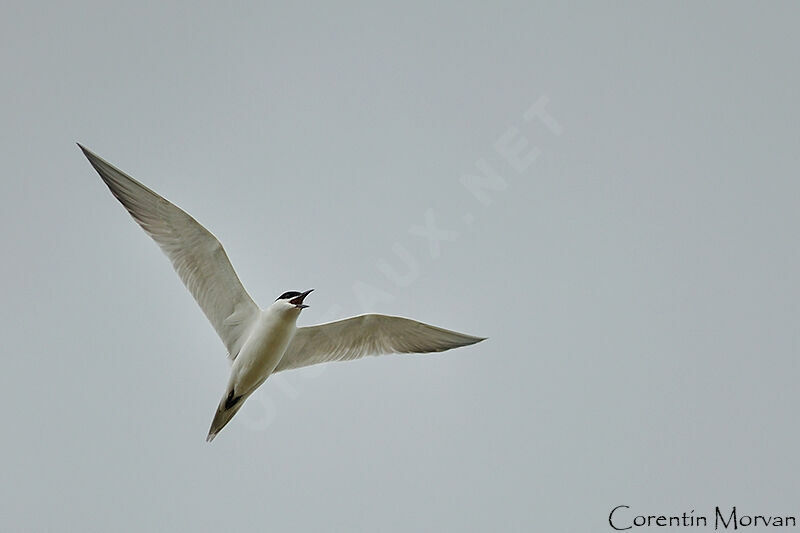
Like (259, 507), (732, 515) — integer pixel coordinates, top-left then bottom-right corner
(206, 389), (247, 442)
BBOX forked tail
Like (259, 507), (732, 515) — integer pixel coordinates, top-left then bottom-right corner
(206, 389), (246, 442)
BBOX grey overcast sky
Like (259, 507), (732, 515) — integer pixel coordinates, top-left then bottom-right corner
(2, 2), (799, 531)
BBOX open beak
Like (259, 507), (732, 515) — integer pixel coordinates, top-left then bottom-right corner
(289, 289), (314, 309)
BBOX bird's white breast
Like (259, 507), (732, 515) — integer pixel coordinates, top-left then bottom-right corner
(230, 309), (298, 394)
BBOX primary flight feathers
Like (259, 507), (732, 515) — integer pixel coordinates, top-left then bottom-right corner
(277, 314), (484, 372)
(79, 144), (485, 440)
(79, 144), (259, 357)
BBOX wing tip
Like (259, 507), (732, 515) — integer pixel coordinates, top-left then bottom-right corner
(76, 142), (92, 157)
(76, 142), (105, 170)
(459, 332), (487, 343)
(460, 335), (487, 348)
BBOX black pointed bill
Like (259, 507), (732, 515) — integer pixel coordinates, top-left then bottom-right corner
(289, 289), (314, 308)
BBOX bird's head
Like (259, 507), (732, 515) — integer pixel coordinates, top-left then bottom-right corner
(273, 289), (314, 313)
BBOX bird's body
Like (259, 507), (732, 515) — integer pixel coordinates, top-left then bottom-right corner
(230, 308), (298, 396)
(79, 144), (486, 442)
(208, 305), (300, 440)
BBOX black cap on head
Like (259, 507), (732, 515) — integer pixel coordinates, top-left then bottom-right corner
(276, 291), (302, 301)
(276, 289), (314, 308)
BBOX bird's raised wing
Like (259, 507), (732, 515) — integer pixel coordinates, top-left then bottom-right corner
(274, 314), (485, 373)
(79, 144), (259, 358)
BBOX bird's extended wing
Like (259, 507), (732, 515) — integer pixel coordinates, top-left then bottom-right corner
(274, 314), (485, 372)
(79, 144), (259, 358)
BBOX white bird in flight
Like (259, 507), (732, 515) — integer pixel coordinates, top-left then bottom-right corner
(79, 144), (486, 442)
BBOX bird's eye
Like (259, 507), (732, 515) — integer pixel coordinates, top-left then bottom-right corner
(277, 291), (301, 301)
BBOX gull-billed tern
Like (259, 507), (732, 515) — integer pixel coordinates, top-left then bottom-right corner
(78, 144), (486, 442)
